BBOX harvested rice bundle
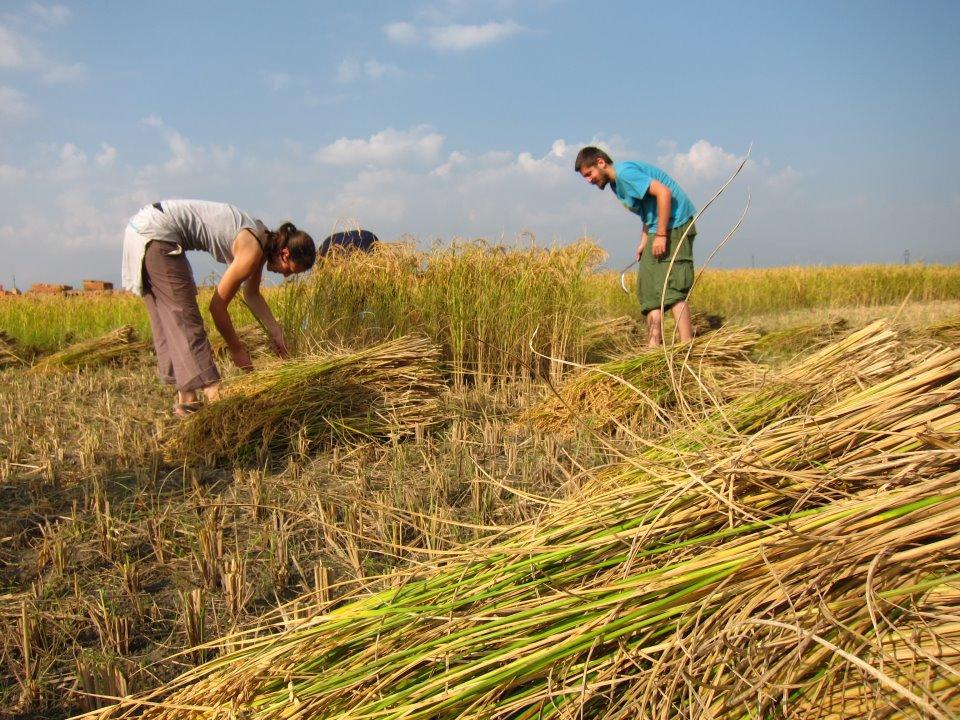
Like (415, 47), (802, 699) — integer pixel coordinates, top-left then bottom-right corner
(209, 323), (272, 361)
(517, 325), (760, 436)
(165, 335), (446, 464)
(28, 325), (140, 373)
(578, 315), (641, 361)
(913, 313), (960, 347)
(98, 343), (960, 719)
(753, 317), (848, 362)
(0, 330), (29, 368)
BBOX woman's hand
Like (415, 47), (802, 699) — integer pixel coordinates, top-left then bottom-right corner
(271, 332), (289, 359)
(230, 345), (254, 372)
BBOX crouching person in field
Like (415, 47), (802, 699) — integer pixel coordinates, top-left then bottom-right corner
(122, 199), (316, 416)
(575, 146), (696, 347)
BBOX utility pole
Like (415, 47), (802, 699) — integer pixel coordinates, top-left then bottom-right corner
(903, 249), (910, 264)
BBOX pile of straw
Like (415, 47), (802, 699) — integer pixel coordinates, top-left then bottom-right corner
(165, 335), (447, 464)
(752, 317), (849, 361)
(0, 330), (29, 368)
(209, 324), (272, 362)
(94, 321), (960, 719)
(517, 325), (760, 436)
(914, 314), (960, 347)
(28, 325), (140, 373)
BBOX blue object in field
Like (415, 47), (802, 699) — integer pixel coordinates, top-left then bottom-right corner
(319, 229), (379, 256)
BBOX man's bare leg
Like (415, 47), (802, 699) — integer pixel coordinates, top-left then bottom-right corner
(671, 300), (693, 343)
(646, 309), (664, 347)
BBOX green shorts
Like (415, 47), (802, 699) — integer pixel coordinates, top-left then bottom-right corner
(637, 220), (696, 315)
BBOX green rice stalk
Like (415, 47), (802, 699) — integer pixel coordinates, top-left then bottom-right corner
(164, 335), (447, 465)
(28, 325), (140, 373)
(92, 325), (960, 720)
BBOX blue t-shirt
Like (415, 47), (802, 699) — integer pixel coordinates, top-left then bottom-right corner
(611, 161), (696, 230)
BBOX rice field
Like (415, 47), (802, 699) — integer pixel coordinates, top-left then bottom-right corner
(1, 241), (959, 719)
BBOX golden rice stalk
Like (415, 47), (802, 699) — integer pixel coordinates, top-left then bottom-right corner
(517, 325), (760, 436)
(753, 317), (849, 361)
(28, 325), (140, 374)
(164, 335), (447, 465)
(913, 314), (960, 347)
(208, 324), (272, 361)
(0, 330), (29, 368)
(89, 321), (959, 720)
(578, 315), (641, 361)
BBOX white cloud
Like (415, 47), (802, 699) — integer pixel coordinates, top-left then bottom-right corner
(28, 3), (71, 26)
(766, 164), (801, 190)
(658, 139), (743, 184)
(337, 58), (402, 83)
(384, 21), (418, 44)
(0, 85), (32, 120)
(315, 126), (445, 167)
(41, 61), (85, 84)
(431, 150), (466, 177)
(0, 164), (26, 183)
(336, 58), (360, 84)
(0, 24), (39, 68)
(0, 20), (84, 83)
(260, 71), (291, 92)
(48, 141), (87, 180)
(364, 59), (400, 79)
(428, 21), (522, 50)
(384, 19), (523, 51)
(95, 142), (117, 167)
(137, 115), (236, 177)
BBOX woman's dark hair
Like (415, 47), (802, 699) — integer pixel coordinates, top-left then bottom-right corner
(265, 222), (316, 271)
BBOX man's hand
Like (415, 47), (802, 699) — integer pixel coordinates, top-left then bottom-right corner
(230, 346), (254, 372)
(636, 237), (647, 261)
(652, 234), (667, 259)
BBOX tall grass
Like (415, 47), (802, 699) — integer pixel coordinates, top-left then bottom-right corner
(4, 251), (959, 356)
(279, 240), (609, 385)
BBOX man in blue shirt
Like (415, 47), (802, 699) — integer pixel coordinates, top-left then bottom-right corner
(576, 146), (696, 346)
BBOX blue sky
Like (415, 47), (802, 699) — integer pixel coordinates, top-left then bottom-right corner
(1, 0), (958, 288)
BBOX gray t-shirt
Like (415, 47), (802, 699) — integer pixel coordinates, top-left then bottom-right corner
(122, 199), (265, 295)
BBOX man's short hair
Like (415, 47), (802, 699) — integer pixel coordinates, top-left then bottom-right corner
(575, 146), (614, 172)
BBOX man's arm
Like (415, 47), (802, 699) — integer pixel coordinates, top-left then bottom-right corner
(647, 180), (673, 259)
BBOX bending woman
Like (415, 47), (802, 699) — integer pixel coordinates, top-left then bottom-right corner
(122, 199), (316, 415)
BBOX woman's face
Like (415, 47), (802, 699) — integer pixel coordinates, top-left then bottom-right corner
(267, 248), (302, 277)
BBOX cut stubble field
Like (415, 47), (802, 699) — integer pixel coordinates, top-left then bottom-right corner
(1, 241), (959, 719)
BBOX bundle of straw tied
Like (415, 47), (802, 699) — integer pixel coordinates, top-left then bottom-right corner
(96, 319), (960, 719)
(165, 335), (447, 464)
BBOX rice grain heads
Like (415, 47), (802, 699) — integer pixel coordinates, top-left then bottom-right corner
(164, 335), (447, 464)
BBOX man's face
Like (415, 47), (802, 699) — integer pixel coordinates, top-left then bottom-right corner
(579, 160), (609, 190)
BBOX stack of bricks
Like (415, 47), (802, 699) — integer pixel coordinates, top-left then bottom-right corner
(82, 279), (114, 294)
(28, 283), (73, 295)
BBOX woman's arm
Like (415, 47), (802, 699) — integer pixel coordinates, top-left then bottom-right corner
(209, 230), (263, 370)
(241, 258), (289, 358)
